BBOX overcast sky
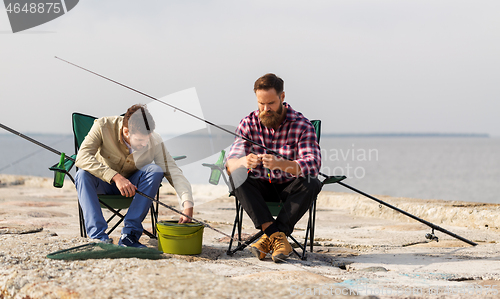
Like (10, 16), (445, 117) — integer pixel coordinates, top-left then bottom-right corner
(1, 0), (499, 136)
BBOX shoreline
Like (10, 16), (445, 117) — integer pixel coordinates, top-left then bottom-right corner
(1, 174), (500, 298)
(1, 174), (499, 231)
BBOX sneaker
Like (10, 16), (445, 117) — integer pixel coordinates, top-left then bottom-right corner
(90, 237), (113, 244)
(269, 232), (292, 263)
(118, 234), (146, 248)
(249, 234), (272, 260)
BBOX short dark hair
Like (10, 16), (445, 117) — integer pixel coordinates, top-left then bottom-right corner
(254, 73), (284, 94)
(123, 104), (155, 135)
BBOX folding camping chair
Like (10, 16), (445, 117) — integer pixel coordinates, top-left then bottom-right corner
(49, 112), (186, 240)
(203, 120), (346, 260)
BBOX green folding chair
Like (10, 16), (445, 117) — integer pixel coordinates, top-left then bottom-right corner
(203, 120), (346, 260)
(49, 112), (186, 239)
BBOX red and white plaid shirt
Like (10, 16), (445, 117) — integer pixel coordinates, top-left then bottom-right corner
(227, 103), (321, 184)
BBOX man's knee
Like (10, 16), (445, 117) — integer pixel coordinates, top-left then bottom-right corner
(75, 169), (86, 182)
(301, 176), (322, 194)
(141, 164), (163, 174)
(75, 169), (95, 187)
(138, 164), (164, 186)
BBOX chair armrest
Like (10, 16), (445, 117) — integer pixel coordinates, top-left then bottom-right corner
(320, 174), (347, 185)
(173, 155), (187, 161)
(202, 150), (228, 186)
(202, 163), (229, 186)
(49, 154), (76, 172)
(48, 154), (77, 187)
(202, 163), (225, 172)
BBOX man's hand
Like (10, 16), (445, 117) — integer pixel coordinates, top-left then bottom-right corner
(244, 153), (261, 169)
(112, 173), (137, 197)
(179, 206), (194, 223)
(259, 154), (302, 176)
(226, 153), (262, 174)
(259, 154), (283, 170)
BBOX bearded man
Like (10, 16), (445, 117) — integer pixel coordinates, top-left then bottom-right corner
(226, 73), (322, 262)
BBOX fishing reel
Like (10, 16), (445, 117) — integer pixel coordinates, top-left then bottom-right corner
(425, 229), (439, 242)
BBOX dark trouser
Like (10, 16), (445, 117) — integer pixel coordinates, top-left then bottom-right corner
(231, 168), (322, 236)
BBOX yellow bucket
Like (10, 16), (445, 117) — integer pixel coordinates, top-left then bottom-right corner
(156, 221), (204, 255)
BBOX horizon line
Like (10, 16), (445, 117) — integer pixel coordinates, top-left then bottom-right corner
(0, 132), (493, 138)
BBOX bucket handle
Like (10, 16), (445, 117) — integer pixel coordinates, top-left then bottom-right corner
(156, 227), (203, 240)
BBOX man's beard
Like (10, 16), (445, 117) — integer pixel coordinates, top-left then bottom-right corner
(259, 104), (284, 128)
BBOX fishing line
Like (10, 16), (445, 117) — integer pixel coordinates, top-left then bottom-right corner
(0, 135), (71, 172)
(54, 56), (296, 166)
(0, 123), (67, 158)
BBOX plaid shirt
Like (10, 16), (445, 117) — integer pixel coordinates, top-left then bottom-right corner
(227, 103), (321, 184)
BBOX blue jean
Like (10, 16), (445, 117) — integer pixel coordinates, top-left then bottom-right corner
(75, 164), (164, 241)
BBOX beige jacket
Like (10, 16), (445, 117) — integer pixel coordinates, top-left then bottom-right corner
(75, 116), (193, 207)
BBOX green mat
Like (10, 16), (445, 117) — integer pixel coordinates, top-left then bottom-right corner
(46, 243), (164, 260)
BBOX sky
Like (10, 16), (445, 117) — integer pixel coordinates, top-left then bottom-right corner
(0, 0), (499, 137)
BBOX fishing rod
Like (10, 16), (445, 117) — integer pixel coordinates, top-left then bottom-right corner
(55, 57), (478, 247)
(54, 56), (297, 165)
(337, 182), (477, 246)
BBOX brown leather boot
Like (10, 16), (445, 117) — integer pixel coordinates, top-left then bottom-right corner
(249, 234), (272, 260)
(269, 232), (292, 263)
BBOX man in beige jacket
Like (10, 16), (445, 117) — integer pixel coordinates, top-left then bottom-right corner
(75, 104), (194, 248)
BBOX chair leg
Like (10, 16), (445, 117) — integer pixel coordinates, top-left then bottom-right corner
(78, 201), (87, 238)
(143, 195), (158, 240)
(227, 198), (241, 255)
(107, 217), (124, 235)
(97, 200), (154, 239)
(310, 199), (317, 253)
(99, 202), (125, 236)
(289, 235), (304, 259)
(228, 231), (263, 256)
(295, 198), (317, 260)
(94, 190), (161, 240)
(301, 205), (314, 260)
(302, 218), (311, 260)
(237, 201), (244, 246)
(142, 229), (156, 239)
(150, 203), (157, 239)
(227, 198), (265, 256)
(151, 189), (160, 238)
(106, 209), (121, 223)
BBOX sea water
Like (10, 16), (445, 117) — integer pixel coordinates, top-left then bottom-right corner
(317, 137), (500, 204)
(0, 133), (498, 204)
